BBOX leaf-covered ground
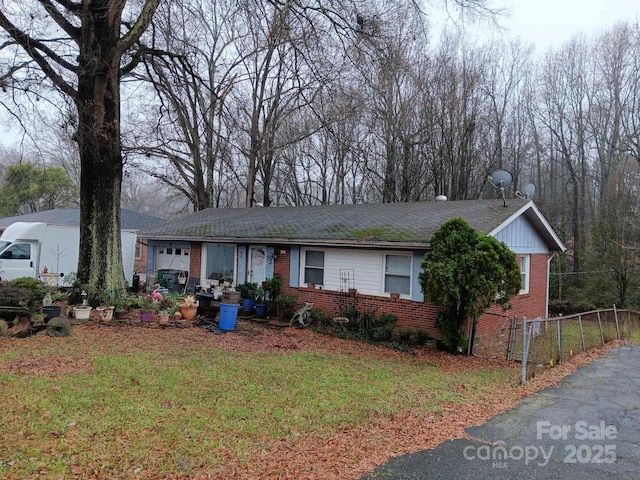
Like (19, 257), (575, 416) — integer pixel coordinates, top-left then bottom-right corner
(0, 316), (625, 479)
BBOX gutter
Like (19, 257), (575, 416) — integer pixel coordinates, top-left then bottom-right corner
(141, 235), (431, 250)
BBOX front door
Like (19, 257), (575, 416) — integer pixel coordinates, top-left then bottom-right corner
(248, 246), (267, 285)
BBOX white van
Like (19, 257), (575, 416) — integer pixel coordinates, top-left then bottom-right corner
(0, 221), (137, 286)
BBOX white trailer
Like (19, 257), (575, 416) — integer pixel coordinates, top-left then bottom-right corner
(0, 221), (137, 286)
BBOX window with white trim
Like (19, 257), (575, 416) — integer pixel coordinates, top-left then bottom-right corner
(519, 255), (530, 294)
(135, 240), (142, 260)
(206, 244), (235, 281)
(304, 250), (325, 285)
(384, 254), (411, 295)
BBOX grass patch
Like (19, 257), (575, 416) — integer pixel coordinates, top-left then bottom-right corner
(0, 329), (514, 478)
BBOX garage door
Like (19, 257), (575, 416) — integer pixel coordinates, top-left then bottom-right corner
(155, 246), (190, 271)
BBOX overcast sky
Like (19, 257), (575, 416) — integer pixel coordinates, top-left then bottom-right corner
(442, 0), (640, 51)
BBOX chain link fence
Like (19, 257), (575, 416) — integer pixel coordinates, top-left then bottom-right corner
(505, 307), (640, 383)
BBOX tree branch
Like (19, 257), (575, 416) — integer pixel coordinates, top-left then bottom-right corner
(0, 10), (77, 98)
(118, 0), (161, 56)
(50, 0), (82, 13)
(37, 0), (82, 41)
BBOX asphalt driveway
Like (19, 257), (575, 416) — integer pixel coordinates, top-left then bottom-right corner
(363, 344), (640, 479)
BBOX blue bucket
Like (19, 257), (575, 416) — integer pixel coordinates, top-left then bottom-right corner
(255, 303), (267, 318)
(219, 303), (240, 331)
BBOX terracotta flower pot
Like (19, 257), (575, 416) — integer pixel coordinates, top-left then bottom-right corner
(180, 305), (197, 321)
(158, 313), (170, 325)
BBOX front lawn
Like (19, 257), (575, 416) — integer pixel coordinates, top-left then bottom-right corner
(0, 321), (553, 478)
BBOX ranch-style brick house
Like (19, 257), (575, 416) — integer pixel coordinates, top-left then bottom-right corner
(138, 198), (566, 350)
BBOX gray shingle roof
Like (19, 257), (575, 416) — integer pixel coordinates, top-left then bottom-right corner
(138, 199), (563, 250)
(0, 208), (164, 231)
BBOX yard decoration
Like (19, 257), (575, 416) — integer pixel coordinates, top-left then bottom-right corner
(420, 218), (521, 353)
(46, 316), (72, 337)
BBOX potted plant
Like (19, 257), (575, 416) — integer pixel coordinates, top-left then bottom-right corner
(112, 294), (131, 320)
(96, 305), (115, 322)
(179, 294), (198, 321)
(41, 287), (61, 322)
(72, 288), (92, 322)
(238, 282), (259, 312)
(139, 297), (155, 322)
(254, 287), (267, 318)
(157, 309), (170, 325)
(263, 277), (282, 304)
(157, 297), (178, 325)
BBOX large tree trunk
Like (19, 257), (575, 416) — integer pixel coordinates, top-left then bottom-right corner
(75, 8), (126, 301)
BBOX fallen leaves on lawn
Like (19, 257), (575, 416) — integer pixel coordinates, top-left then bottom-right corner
(0, 319), (628, 479)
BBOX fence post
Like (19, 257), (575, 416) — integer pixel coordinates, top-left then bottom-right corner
(613, 304), (621, 340)
(557, 314), (563, 364)
(578, 314), (585, 352)
(597, 311), (605, 346)
(507, 315), (518, 361)
(521, 316), (528, 385)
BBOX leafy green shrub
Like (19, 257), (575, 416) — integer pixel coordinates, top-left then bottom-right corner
(420, 218), (520, 353)
(341, 308), (359, 322)
(377, 312), (398, 326)
(313, 309), (400, 345)
(310, 309), (332, 326)
(5, 277), (47, 313)
(275, 295), (297, 320)
(435, 311), (468, 352)
(51, 291), (69, 302)
(263, 277), (283, 299)
(354, 310), (377, 332)
(392, 329), (414, 343)
(10, 277), (46, 299)
(369, 325), (394, 342)
(238, 282), (260, 300)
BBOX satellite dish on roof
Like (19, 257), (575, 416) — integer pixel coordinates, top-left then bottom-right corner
(488, 169), (513, 189)
(516, 183), (536, 199)
(486, 169), (514, 207)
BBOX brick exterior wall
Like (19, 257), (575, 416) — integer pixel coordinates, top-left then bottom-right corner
(472, 253), (549, 355)
(273, 246), (550, 355)
(191, 242), (550, 356)
(133, 239), (148, 275)
(189, 243), (202, 281)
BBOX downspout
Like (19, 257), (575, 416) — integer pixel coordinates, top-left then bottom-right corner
(467, 315), (477, 356)
(546, 252), (557, 319)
